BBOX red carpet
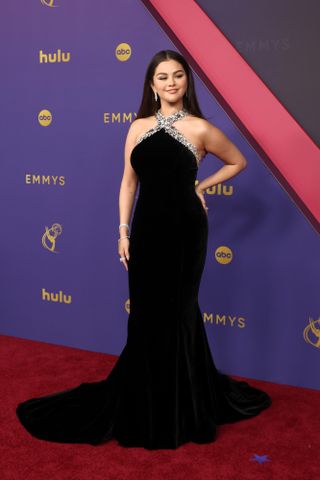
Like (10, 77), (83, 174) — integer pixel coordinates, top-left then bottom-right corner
(2, 334), (318, 480)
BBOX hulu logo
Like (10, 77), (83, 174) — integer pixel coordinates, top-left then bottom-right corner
(41, 288), (72, 304)
(39, 49), (71, 63)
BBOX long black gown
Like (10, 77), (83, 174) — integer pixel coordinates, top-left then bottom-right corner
(16, 108), (272, 450)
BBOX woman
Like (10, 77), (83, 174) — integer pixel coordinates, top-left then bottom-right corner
(16, 50), (271, 450)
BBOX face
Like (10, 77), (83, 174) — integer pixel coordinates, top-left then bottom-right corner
(151, 59), (188, 106)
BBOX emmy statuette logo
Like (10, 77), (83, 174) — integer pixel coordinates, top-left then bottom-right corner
(40, 0), (59, 6)
(42, 223), (63, 253)
(303, 316), (320, 349)
(125, 298), (130, 313)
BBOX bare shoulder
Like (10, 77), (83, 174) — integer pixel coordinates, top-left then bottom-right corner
(190, 116), (232, 150)
(128, 117), (144, 134)
(185, 115), (222, 152)
(125, 118), (142, 145)
(188, 116), (247, 166)
(129, 116), (155, 142)
(185, 115), (216, 139)
(187, 115), (218, 135)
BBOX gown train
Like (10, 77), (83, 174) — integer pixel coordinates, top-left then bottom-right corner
(16, 108), (271, 449)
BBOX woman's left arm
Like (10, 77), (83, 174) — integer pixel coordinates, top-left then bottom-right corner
(196, 120), (247, 193)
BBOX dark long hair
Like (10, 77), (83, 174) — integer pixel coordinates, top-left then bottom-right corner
(135, 50), (206, 120)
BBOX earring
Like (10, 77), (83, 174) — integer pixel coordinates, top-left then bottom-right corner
(154, 91), (158, 102)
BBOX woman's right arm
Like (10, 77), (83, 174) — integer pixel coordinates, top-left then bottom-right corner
(118, 120), (141, 271)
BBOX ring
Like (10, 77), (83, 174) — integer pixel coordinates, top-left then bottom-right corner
(120, 257), (125, 262)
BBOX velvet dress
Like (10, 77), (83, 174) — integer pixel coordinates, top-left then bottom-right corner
(16, 108), (272, 450)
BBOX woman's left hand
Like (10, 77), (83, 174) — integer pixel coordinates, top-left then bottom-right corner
(195, 187), (209, 214)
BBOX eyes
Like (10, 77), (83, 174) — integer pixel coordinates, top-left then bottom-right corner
(158, 74), (184, 80)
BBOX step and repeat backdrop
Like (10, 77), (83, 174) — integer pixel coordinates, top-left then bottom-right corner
(1, 0), (319, 390)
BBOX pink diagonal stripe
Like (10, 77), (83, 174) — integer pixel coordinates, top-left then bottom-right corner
(143, 0), (320, 228)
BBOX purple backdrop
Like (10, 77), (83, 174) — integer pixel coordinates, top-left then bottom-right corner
(0, 0), (319, 390)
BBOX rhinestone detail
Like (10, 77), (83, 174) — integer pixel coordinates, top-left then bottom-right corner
(135, 108), (203, 165)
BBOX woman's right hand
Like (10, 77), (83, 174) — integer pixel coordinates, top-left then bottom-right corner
(118, 238), (130, 271)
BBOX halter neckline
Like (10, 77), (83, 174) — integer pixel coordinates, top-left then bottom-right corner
(156, 108), (189, 124)
(133, 107), (204, 165)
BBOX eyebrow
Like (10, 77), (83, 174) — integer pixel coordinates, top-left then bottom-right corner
(156, 69), (184, 76)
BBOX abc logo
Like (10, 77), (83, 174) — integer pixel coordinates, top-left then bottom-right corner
(38, 109), (52, 126)
(115, 43), (131, 61)
(215, 246), (233, 264)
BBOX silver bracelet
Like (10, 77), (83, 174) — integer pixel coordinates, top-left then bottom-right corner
(118, 235), (130, 242)
(119, 223), (130, 231)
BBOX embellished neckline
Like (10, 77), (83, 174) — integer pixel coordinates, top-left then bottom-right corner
(156, 108), (189, 124)
(133, 108), (205, 165)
